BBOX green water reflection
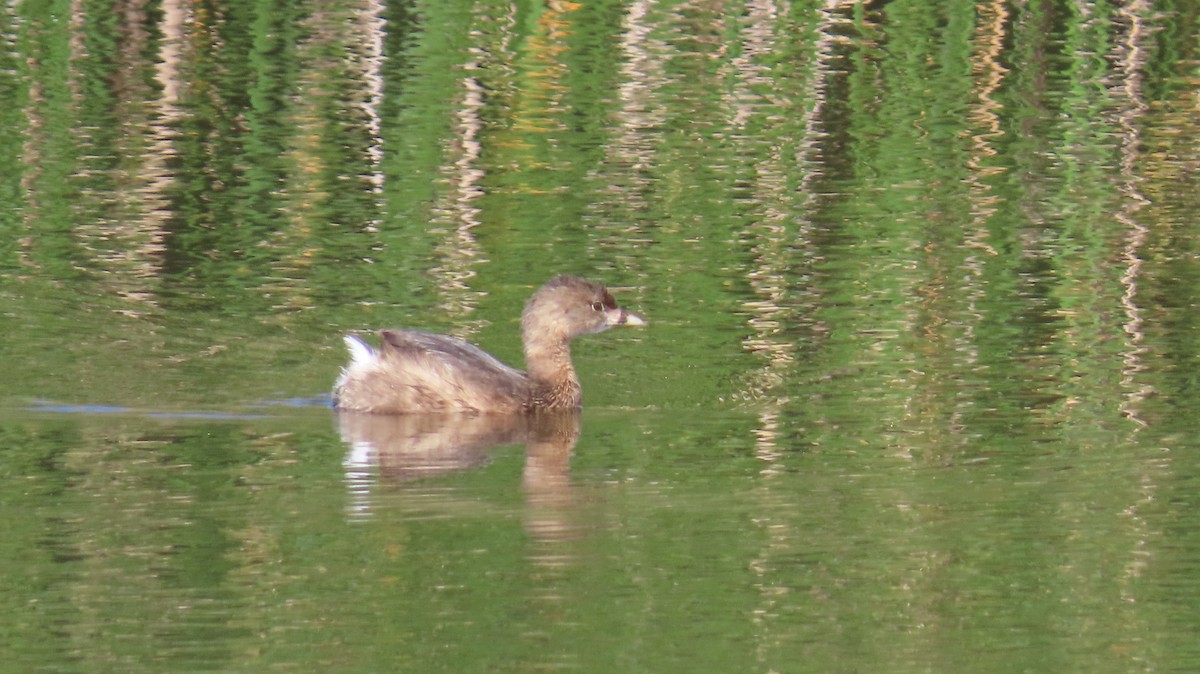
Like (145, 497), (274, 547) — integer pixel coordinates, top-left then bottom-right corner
(5, 407), (1198, 672)
(4, 0), (1200, 671)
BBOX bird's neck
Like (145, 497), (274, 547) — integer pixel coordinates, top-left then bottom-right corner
(524, 334), (581, 408)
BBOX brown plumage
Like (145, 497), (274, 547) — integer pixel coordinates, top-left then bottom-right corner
(332, 276), (645, 414)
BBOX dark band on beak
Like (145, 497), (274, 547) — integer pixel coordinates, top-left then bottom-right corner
(611, 308), (646, 327)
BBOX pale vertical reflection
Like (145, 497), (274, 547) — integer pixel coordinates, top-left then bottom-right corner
(359, 0), (387, 202)
(1110, 0), (1153, 429)
(75, 0), (174, 314)
(66, 0), (84, 91)
(598, 0), (667, 218)
(963, 0), (1005, 260)
(426, 67), (486, 335)
(264, 0), (388, 317)
(16, 1), (42, 255)
(424, 6), (514, 337)
(726, 0), (794, 468)
(1108, 0), (1160, 633)
(17, 0), (92, 266)
(143, 0), (189, 259)
(580, 0), (667, 295)
(724, 0), (778, 130)
(728, 4), (845, 670)
(43, 0), (181, 315)
(947, 0), (1006, 427)
(729, 1), (842, 468)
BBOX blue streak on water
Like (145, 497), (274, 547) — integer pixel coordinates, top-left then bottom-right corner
(252, 396), (333, 408)
(25, 395), (333, 419)
(26, 403), (132, 414)
(24, 402), (289, 420)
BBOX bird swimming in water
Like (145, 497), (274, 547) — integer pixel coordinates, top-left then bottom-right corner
(333, 276), (645, 414)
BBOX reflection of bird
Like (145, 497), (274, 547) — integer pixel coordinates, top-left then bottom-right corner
(333, 276), (644, 414)
(338, 412), (529, 481)
(337, 410), (585, 561)
(337, 410), (580, 482)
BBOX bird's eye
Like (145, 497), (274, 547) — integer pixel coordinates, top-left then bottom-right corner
(591, 302), (604, 311)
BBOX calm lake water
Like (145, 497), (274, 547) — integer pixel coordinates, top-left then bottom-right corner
(5, 0), (1200, 671)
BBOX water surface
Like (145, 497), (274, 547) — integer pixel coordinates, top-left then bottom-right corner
(4, 0), (1200, 671)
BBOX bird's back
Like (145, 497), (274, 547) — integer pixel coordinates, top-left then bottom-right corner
(333, 329), (531, 414)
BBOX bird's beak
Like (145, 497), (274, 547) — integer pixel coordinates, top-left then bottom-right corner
(607, 308), (646, 327)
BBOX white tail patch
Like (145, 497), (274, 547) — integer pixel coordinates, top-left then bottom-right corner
(343, 334), (376, 367)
